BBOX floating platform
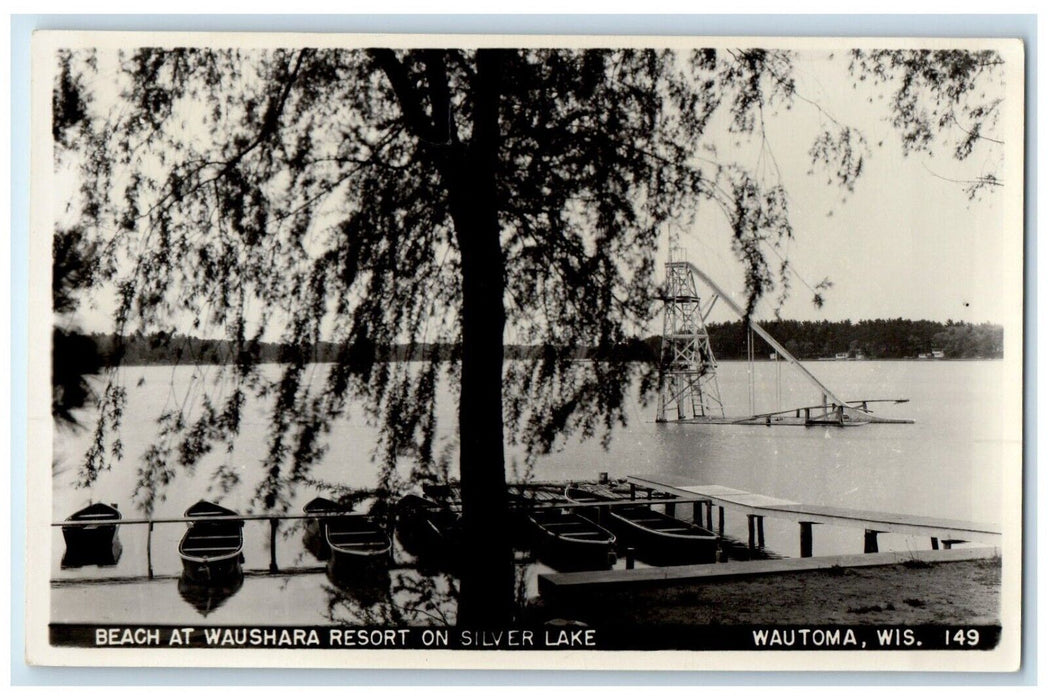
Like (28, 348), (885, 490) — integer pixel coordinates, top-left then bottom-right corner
(668, 414), (914, 426)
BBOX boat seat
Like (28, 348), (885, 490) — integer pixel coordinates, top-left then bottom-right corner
(182, 545), (239, 553)
(330, 537), (385, 546)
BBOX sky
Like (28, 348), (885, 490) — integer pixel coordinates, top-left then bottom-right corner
(47, 38), (1023, 338)
(668, 49), (1018, 327)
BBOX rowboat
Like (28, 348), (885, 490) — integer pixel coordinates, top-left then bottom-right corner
(178, 500), (244, 583)
(525, 506), (617, 571)
(325, 513), (392, 581)
(61, 502), (123, 568)
(565, 483), (718, 564)
(395, 494), (462, 570)
(302, 496), (351, 560)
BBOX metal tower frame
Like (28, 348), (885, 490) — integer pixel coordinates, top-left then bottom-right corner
(656, 253), (725, 422)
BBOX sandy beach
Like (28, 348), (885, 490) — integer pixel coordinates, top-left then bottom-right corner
(532, 557), (1001, 626)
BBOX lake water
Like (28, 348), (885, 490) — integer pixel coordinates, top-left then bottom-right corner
(50, 359), (1014, 625)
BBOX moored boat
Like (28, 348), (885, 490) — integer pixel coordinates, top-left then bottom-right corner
(302, 496), (350, 561)
(565, 483), (719, 564)
(178, 500), (244, 584)
(61, 502), (123, 568)
(395, 494), (462, 570)
(325, 513), (392, 580)
(525, 506), (617, 571)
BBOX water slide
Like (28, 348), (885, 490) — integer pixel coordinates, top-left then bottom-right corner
(681, 262), (854, 412)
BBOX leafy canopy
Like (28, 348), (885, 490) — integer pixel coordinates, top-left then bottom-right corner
(53, 46), (1005, 512)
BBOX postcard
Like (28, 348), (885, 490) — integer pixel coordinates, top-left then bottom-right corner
(27, 31), (1024, 671)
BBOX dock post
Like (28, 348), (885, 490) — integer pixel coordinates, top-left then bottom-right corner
(931, 537), (939, 550)
(863, 529), (879, 554)
(799, 522), (814, 558)
(747, 514), (756, 550)
(269, 518), (279, 573)
(718, 506), (725, 537)
(665, 501), (676, 518)
(625, 547), (635, 570)
(629, 483), (636, 501)
(146, 521), (154, 580)
(705, 501), (714, 531)
(692, 501), (702, 525)
(756, 516), (765, 549)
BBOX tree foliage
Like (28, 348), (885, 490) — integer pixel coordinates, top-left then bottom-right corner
(55, 47), (818, 500)
(850, 49), (1007, 198)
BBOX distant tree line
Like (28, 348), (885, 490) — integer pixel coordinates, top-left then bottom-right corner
(702, 318), (1004, 360)
(75, 318), (1001, 369)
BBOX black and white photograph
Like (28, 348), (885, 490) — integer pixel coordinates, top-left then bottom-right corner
(26, 31), (1024, 671)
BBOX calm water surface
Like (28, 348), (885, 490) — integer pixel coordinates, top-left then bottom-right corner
(51, 360), (1013, 624)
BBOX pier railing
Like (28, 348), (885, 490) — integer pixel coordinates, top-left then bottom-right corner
(52, 488), (720, 580)
(54, 475), (999, 581)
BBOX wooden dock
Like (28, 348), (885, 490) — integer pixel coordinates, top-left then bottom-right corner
(627, 474), (1001, 555)
(538, 545), (999, 597)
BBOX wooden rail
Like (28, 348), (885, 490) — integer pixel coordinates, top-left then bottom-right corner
(53, 509), (385, 580)
(628, 474), (1002, 556)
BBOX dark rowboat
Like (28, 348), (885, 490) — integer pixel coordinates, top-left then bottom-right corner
(61, 502), (123, 568)
(565, 483), (719, 564)
(395, 494), (462, 570)
(178, 500), (244, 583)
(302, 496), (351, 561)
(526, 506), (617, 571)
(325, 513), (392, 580)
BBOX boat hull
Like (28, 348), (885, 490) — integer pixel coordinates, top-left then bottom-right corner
(326, 514), (392, 579)
(526, 509), (617, 571)
(608, 506), (718, 565)
(565, 485), (718, 565)
(179, 550), (244, 584)
(395, 495), (462, 572)
(61, 527), (123, 568)
(61, 503), (123, 568)
(303, 497), (348, 561)
(178, 501), (244, 585)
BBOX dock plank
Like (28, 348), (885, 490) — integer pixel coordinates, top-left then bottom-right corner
(628, 474), (1001, 544)
(538, 546), (999, 597)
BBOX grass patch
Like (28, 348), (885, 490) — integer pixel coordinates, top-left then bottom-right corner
(901, 557), (935, 570)
(848, 602), (896, 614)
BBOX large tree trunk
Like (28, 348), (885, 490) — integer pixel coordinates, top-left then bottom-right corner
(444, 50), (514, 627)
(373, 47), (515, 626)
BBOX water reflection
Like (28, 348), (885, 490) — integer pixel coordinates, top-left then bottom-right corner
(325, 561), (392, 608)
(322, 567), (461, 627)
(177, 572), (245, 617)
